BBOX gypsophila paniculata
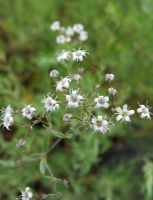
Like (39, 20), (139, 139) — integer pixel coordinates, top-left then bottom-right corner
(0, 21), (151, 199)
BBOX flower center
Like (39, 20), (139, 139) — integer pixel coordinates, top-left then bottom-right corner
(123, 111), (128, 117)
(98, 98), (105, 104)
(96, 120), (103, 127)
(71, 95), (78, 102)
(142, 108), (148, 114)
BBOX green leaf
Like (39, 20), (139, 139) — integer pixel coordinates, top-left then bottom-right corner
(0, 160), (15, 168)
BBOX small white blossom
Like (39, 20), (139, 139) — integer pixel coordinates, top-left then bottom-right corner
(16, 139), (26, 148)
(19, 187), (33, 200)
(95, 84), (100, 89)
(1, 105), (14, 130)
(115, 104), (135, 122)
(79, 31), (88, 41)
(22, 105), (36, 120)
(56, 77), (71, 91)
(94, 96), (109, 109)
(66, 26), (74, 36)
(57, 50), (71, 62)
(92, 115), (109, 133)
(137, 104), (151, 119)
(73, 23), (84, 33)
(105, 74), (114, 82)
(2, 105), (13, 115)
(72, 49), (87, 61)
(66, 89), (84, 108)
(43, 96), (59, 112)
(65, 37), (71, 43)
(50, 69), (59, 78)
(50, 21), (60, 31)
(72, 74), (82, 82)
(63, 113), (73, 122)
(2, 114), (14, 130)
(56, 35), (66, 44)
(108, 87), (117, 96)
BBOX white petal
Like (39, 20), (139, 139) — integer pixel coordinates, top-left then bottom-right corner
(123, 104), (128, 111)
(125, 116), (130, 122)
(129, 110), (135, 115)
(137, 108), (142, 113)
(116, 115), (123, 121)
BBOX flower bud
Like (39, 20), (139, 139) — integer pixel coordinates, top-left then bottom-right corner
(108, 87), (117, 96)
(95, 84), (100, 89)
(105, 74), (114, 82)
(50, 69), (59, 78)
(72, 74), (82, 82)
(16, 139), (26, 148)
(63, 113), (73, 122)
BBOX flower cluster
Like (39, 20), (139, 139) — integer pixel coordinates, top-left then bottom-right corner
(50, 21), (88, 44)
(1, 70), (151, 132)
(0, 22), (152, 135)
(1, 21), (152, 199)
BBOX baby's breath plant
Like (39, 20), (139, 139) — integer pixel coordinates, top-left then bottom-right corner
(0, 20), (152, 199)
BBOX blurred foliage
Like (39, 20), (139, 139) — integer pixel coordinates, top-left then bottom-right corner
(0, 0), (153, 199)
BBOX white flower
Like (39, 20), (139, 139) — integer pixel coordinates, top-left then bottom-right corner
(57, 50), (71, 62)
(56, 35), (66, 44)
(92, 115), (109, 133)
(115, 104), (135, 122)
(2, 105), (13, 115)
(43, 96), (59, 112)
(20, 187), (33, 200)
(79, 31), (88, 41)
(2, 114), (14, 130)
(108, 87), (117, 96)
(66, 26), (74, 36)
(1, 105), (14, 130)
(63, 113), (73, 122)
(50, 21), (60, 31)
(22, 105), (36, 120)
(66, 89), (84, 108)
(72, 74), (82, 82)
(137, 104), (151, 119)
(50, 69), (59, 78)
(72, 49), (87, 61)
(65, 37), (71, 43)
(94, 96), (109, 108)
(56, 77), (71, 91)
(73, 23), (84, 33)
(105, 74), (114, 82)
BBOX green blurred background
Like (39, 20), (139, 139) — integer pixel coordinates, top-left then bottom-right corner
(0, 0), (153, 199)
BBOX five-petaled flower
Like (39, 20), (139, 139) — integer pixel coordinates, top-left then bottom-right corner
(18, 187), (33, 200)
(66, 89), (84, 108)
(137, 104), (151, 119)
(57, 50), (71, 62)
(43, 95), (59, 112)
(22, 105), (36, 120)
(72, 49), (87, 61)
(94, 96), (109, 109)
(115, 104), (135, 122)
(56, 77), (71, 91)
(92, 115), (109, 133)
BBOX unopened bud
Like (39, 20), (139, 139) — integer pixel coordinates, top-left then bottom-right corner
(108, 87), (117, 96)
(105, 74), (114, 82)
(63, 113), (73, 122)
(50, 69), (59, 78)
